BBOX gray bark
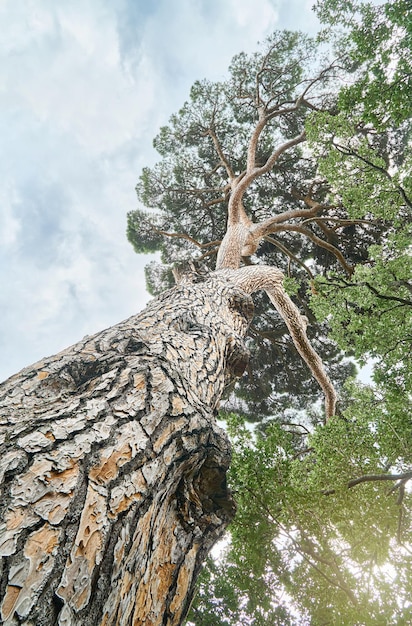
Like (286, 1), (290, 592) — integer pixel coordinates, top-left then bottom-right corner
(0, 273), (253, 625)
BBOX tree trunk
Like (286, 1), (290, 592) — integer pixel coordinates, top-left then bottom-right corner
(0, 273), (252, 625)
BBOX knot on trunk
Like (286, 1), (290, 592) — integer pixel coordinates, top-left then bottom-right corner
(225, 333), (250, 378)
(223, 288), (254, 379)
(176, 456), (236, 531)
(227, 290), (254, 334)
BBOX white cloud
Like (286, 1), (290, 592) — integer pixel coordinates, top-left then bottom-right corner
(1, 1), (159, 157)
(228, 0), (278, 30)
(0, 183), (22, 248)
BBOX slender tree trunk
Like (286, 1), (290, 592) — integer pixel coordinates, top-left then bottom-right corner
(0, 274), (252, 625)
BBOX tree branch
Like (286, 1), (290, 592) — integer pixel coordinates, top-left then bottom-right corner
(153, 227), (220, 250)
(208, 127), (236, 181)
(301, 217), (374, 229)
(263, 235), (315, 280)
(219, 266), (337, 419)
(251, 130), (307, 179)
(348, 471), (412, 489)
(225, 130), (307, 233)
(252, 203), (325, 239)
(334, 142), (412, 209)
(265, 224), (354, 275)
(323, 470), (412, 496)
(326, 278), (412, 307)
(363, 281), (412, 307)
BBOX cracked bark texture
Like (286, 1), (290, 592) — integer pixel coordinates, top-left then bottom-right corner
(0, 273), (254, 626)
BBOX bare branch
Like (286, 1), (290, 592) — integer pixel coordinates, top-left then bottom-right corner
(348, 471), (412, 489)
(301, 217), (374, 229)
(197, 245), (220, 262)
(218, 266), (337, 419)
(208, 127), (236, 181)
(246, 111), (268, 173)
(152, 227), (220, 250)
(334, 142), (412, 209)
(252, 203), (325, 239)
(225, 130), (307, 233)
(263, 235), (315, 280)
(325, 278), (412, 307)
(323, 470), (412, 496)
(251, 130), (306, 178)
(267, 224), (354, 275)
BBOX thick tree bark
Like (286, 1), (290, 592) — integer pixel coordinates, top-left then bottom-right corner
(0, 256), (335, 626)
(0, 274), (253, 626)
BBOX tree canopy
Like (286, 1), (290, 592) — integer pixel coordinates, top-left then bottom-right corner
(128, 0), (412, 622)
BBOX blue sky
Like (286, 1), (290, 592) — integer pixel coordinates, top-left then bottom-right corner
(0, 0), (321, 382)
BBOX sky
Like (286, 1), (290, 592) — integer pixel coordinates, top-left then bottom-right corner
(0, 0), (322, 383)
